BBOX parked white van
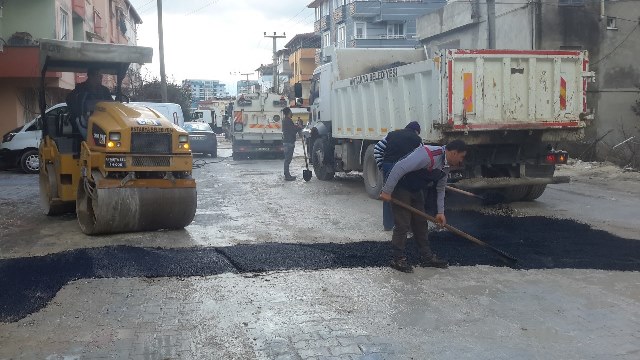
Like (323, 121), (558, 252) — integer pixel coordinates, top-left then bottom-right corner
(129, 102), (185, 128)
(0, 103), (67, 173)
(192, 109), (225, 134)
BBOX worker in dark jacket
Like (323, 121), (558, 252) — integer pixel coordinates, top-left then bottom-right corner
(282, 107), (302, 181)
(373, 121), (423, 230)
(66, 67), (111, 119)
(379, 140), (467, 273)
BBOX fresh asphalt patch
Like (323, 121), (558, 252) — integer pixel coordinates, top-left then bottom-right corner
(2, 210), (640, 322)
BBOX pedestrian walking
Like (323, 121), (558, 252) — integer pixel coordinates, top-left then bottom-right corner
(282, 107), (302, 181)
(373, 121), (423, 230)
(379, 140), (468, 272)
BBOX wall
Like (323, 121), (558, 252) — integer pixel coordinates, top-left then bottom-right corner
(418, 0), (534, 54)
(1, 0), (56, 40)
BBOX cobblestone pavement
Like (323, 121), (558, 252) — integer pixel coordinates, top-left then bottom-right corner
(1, 268), (639, 360)
(1, 140), (639, 359)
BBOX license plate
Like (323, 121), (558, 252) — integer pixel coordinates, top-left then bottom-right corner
(256, 147), (271, 151)
(105, 156), (126, 168)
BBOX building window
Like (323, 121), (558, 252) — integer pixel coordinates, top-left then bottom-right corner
(386, 23), (405, 39)
(323, 31), (331, 48)
(606, 17), (618, 30)
(354, 22), (366, 39)
(316, 7), (322, 20)
(94, 10), (103, 36)
(60, 9), (69, 40)
(337, 25), (346, 48)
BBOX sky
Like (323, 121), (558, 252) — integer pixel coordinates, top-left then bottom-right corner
(130, 0), (316, 95)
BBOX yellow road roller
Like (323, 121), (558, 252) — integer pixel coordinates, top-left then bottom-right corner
(38, 39), (197, 235)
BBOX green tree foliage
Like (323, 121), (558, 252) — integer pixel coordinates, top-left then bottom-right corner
(123, 68), (192, 121)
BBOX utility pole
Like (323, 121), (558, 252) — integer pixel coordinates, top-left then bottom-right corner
(157, 0), (168, 102)
(231, 71), (254, 94)
(264, 32), (286, 94)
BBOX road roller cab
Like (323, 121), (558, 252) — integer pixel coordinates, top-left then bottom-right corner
(38, 39), (197, 235)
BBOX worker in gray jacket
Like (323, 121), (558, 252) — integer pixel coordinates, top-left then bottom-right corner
(379, 140), (467, 273)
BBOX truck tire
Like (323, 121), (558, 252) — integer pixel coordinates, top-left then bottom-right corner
(501, 185), (530, 202)
(312, 137), (334, 181)
(20, 149), (40, 174)
(521, 184), (547, 201)
(363, 144), (383, 199)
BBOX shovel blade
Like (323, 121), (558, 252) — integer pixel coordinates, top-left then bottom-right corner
(303, 169), (313, 182)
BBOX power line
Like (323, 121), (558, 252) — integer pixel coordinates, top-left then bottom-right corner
(184, 0), (223, 16)
(592, 22), (639, 66)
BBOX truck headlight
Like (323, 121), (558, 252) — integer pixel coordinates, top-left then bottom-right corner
(109, 132), (121, 141)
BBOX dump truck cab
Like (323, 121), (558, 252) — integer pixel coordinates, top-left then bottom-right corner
(38, 39), (197, 234)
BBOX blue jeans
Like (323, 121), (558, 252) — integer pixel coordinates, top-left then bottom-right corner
(382, 163), (394, 230)
(283, 142), (295, 177)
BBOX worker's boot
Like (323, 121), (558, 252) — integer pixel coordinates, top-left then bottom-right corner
(419, 255), (449, 269)
(390, 257), (413, 273)
(284, 175), (297, 181)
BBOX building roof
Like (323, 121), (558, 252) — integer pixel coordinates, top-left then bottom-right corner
(284, 33), (320, 50)
(307, 0), (323, 8)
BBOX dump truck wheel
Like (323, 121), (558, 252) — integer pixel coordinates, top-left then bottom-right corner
(312, 137), (334, 181)
(363, 144), (383, 199)
(521, 184), (547, 201)
(501, 185), (530, 202)
(40, 164), (74, 216)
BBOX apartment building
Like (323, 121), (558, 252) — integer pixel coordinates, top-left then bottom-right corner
(307, 0), (445, 63)
(182, 79), (228, 108)
(286, 33), (321, 107)
(0, 0), (142, 136)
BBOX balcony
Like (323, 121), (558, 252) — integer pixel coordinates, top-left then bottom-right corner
(350, 34), (418, 48)
(333, 5), (347, 24)
(349, 1), (380, 18)
(314, 15), (330, 33)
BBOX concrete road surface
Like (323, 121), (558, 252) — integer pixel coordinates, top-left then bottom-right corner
(0, 138), (639, 359)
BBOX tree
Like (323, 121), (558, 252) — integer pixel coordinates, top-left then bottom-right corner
(123, 68), (192, 121)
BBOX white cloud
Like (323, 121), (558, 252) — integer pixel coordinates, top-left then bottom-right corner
(132, 0), (315, 94)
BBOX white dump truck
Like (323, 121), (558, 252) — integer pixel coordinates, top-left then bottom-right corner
(306, 47), (594, 201)
(230, 92), (288, 160)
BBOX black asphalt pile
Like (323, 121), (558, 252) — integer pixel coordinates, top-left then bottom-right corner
(2, 211), (640, 322)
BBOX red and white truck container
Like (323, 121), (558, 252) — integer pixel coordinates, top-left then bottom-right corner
(305, 47), (594, 201)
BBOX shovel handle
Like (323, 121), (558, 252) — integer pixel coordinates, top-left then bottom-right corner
(446, 185), (483, 200)
(388, 197), (517, 264)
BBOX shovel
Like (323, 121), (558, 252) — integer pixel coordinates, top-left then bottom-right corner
(301, 137), (313, 182)
(446, 185), (505, 205)
(388, 197), (517, 266)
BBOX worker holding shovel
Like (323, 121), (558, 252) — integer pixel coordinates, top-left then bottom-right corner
(282, 107), (303, 181)
(374, 121), (423, 231)
(379, 140), (468, 273)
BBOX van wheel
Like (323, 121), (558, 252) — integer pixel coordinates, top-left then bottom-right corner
(20, 149), (40, 174)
